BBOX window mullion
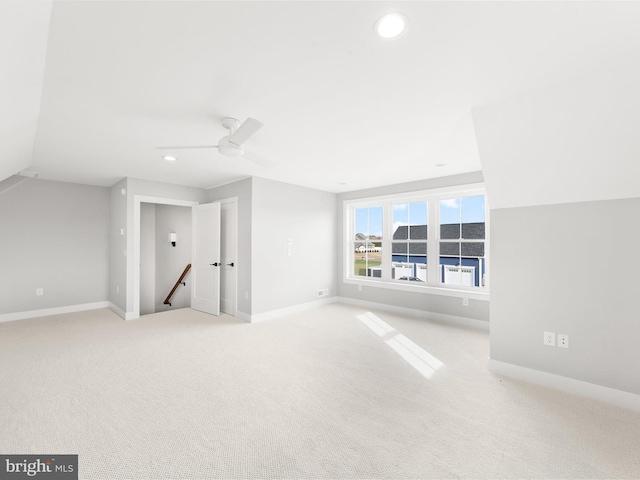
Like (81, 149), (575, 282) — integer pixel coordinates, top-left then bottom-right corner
(381, 202), (391, 281)
(427, 200), (439, 287)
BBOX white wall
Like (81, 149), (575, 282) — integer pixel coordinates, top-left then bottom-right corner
(154, 204), (192, 312)
(139, 202), (156, 315)
(251, 177), (337, 315)
(337, 173), (490, 323)
(0, 178), (109, 315)
(474, 66), (640, 396)
(490, 199), (640, 395)
(109, 178), (127, 312)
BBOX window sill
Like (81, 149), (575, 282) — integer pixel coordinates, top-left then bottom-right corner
(342, 277), (490, 301)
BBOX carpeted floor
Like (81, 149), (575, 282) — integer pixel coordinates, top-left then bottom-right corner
(1, 303), (639, 479)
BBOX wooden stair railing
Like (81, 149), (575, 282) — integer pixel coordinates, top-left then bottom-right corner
(164, 263), (191, 306)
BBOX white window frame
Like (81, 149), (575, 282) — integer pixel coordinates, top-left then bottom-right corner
(343, 183), (490, 301)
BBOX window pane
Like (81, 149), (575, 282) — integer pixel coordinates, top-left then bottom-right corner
(461, 223), (485, 240)
(366, 259), (382, 278)
(353, 206), (383, 278)
(392, 204), (409, 240)
(461, 242), (485, 257)
(440, 224), (460, 239)
(355, 207), (368, 241)
(392, 242), (408, 254)
(409, 201), (428, 239)
(462, 195), (485, 239)
(440, 198), (461, 223)
(355, 206), (383, 238)
(441, 264), (476, 287)
(354, 246), (382, 277)
(409, 225), (427, 240)
(394, 202), (428, 240)
(461, 195), (485, 223)
(440, 242), (460, 256)
(392, 262), (413, 280)
(409, 242), (427, 255)
(369, 206), (383, 238)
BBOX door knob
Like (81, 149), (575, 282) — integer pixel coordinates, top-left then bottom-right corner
(227, 262), (234, 267)
(210, 262), (220, 267)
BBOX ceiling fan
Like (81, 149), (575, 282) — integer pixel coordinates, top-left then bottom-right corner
(157, 117), (269, 166)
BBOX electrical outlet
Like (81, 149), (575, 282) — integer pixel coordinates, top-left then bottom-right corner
(318, 288), (329, 297)
(543, 331), (555, 346)
(462, 298), (469, 307)
(558, 334), (569, 348)
(36, 288), (44, 296)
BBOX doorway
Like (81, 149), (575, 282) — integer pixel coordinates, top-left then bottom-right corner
(133, 195), (238, 320)
(139, 202), (193, 315)
(133, 196), (199, 319)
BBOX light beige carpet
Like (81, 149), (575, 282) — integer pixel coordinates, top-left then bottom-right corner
(1, 304), (639, 479)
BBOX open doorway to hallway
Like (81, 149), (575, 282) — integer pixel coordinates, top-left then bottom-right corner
(140, 203), (192, 315)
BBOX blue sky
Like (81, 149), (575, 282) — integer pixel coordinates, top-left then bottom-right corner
(355, 206), (383, 237)
(393, 202), (427, 229)
(440, 195), (485, 224)
(355, 195), (485, 236)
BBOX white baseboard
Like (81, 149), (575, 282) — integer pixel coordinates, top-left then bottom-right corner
(488, 359), (640, 412)
(336, 296), (490, 331)
(108, 303), (138, 321)
(248, 297), (338, 323)
(0, 301), (110, 324)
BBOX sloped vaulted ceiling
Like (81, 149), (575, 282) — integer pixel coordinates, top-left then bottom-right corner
(0, 1), (52, 181)
(472, 62), (640, 210)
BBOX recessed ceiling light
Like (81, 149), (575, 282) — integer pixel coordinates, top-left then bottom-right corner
(435, 163), (446, 168)
(374, 13), (409, 39)
(163, 155), (177, 162)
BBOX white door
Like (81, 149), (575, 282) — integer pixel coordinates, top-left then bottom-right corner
(191, 202), (221, 315)
(220, 200), (237, 316)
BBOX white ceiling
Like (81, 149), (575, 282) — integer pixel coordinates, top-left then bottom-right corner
(4, 1), (640, 193)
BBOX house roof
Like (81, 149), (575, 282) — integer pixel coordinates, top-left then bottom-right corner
(392, 223), (485, 241)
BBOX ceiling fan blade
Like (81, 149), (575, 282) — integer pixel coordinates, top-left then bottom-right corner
(228, 117), (263, 146)
(243, 152), (273, 168)
(156, 145), (218, 150)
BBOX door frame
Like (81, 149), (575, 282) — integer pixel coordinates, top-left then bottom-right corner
(219, 197), (238, 317)
(133, 195), (199, 319)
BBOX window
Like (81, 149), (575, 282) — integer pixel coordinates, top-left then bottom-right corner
(344, 184), (489, 298)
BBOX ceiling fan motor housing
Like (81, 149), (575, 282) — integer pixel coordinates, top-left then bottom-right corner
(218, 136), (244, 157)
